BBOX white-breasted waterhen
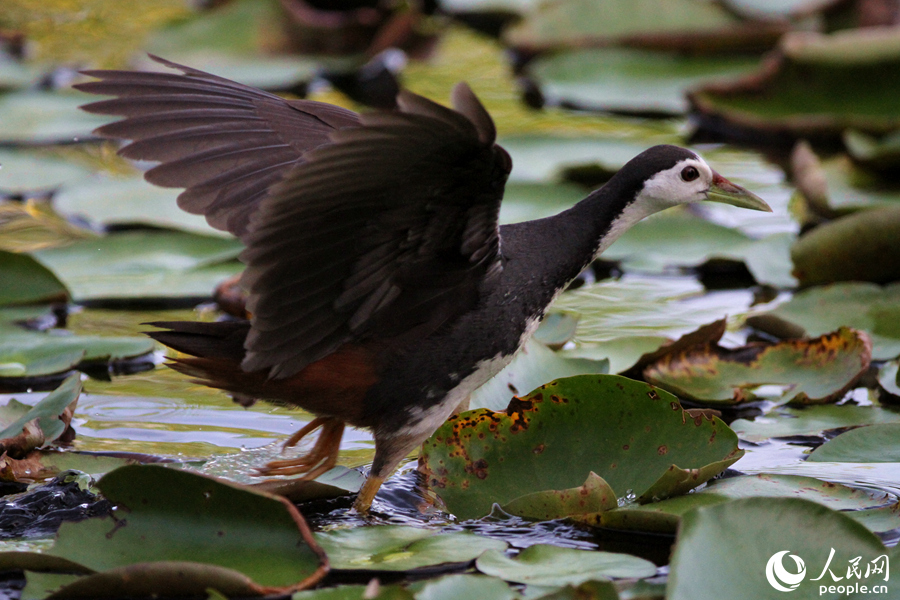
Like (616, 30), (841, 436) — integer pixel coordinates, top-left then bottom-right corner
(76, 56), (771, 512)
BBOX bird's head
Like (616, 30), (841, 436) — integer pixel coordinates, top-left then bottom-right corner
(625, 144), (772, 213)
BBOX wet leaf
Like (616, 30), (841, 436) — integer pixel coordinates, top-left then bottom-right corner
(589, 473), (899, 534)
(0, 149), (93, 191)
(0, 92), (109, 144)
(470, 338), (608, 411)
(731, 403), (900, 442)
(315, 526), (507, 571)
(251, 466), (365, 502)
(475, 544), (656, 586)
(0, 375), (81, 459)
(751, 282), (900, 360)
(667, 498), (898, 600)
(46, 465), (325, 590)
(791, 206), (900, 286)
(643, 328), (872, 406)
(420, 375), (743, 519)
(690, 28), (900, 141)
(530, 580), (621, 600)
(0, 251), (67, 307)
(33, 230), (243, 302)
(807, 423), (900, 463)
(412, 574), (518, 600)
(529, 48), (759, 115)
(501, 472), (618, 520)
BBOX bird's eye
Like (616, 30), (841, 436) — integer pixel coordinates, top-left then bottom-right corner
(681, 166), (699, 182)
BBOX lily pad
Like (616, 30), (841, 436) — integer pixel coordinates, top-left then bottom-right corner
(501, 472), (618, 520)
(314, 526), (507, 571)
(251, 465), (365, 503)
(690, 28), (900, 141)
(499, 182), (588, 224)
(470, 338), (608, 411)
(643, 327), (871, 406)
(750, 282), (900, 360)
(589, 473), (900, 534)
(844, 129), (900, 174)
(667, 497), (897, 600)
(412, 574), (518, 600)
(0, 91), (109, 144)
(46, 465), (325, 590)
(807, 423), (900, 463)
(475, 544), (656, 586)
(731, 403), (900, 442)
(529, 48), (760, 115)
(791, 206), (900, 286)
(0, 251), (67, 307)
(529, 580), (621, 600)
(32, 230), (244, 302)
(878, 360), (900, 398)
(0, 375), (81, 459)
(420, 374), (743, 519)
(294, 584), (413, 600)
(0, 149), (93, 191)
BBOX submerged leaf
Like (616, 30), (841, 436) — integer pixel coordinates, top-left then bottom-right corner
(420, 375), (742, 519)
(643, 327), (872, 406)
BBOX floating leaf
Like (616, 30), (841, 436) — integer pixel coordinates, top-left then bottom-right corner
(731, 403), (900, 442)
(412, 574), (518, 600)
(251, 466), (364, 503)
(420, 375), (743, 519)
(667, 498), (898, 600)
(691, 28), (900, 141)
(315, 526), (507, 571)
(32, 230), (243, 302)
(807, 423), (900, 463)
(498, 182), (587, 224)
(589, 473), (900, 534)
(791, 206), (900, 286)
(475, 544), (656, 586)
(294, 584), (413, 600)
(528, 580), (621, 600)
(501, 472), (618, 520)
(43, 465), (325, 592)
(878, 360), (900, 398)
(0, 149), (93, 191)
(0, 251), (67, 307)
(844, 129), (900, 174)
(0, 92), (109, 144)
(470, 338), (608, 411)
(643, 327), (871, 406)
(751, 282), (900, 360)
(0, 375), (81, 459)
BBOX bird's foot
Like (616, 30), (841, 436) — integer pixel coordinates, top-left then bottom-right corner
(257, 417), (345, 481)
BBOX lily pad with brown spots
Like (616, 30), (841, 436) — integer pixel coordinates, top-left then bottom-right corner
(419, 374), (743, 520)
(643, 327), (871, 406)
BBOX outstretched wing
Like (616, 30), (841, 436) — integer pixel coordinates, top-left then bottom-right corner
(241, 83), (512, 378)
(76, 55), (359, 237)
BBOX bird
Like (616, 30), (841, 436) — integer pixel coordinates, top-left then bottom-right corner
(75, 55), (771, 513)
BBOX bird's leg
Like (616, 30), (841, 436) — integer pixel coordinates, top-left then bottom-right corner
(258, 417), (345, 480)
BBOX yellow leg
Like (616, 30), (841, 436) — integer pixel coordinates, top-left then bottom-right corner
(352, 474), (386, 513)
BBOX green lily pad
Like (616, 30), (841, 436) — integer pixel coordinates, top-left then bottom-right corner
(878, 360), (900, 397)
(0, 149), (93, 191)
(843, 129), (900, 174)
(32, 230), (243, 302)
(553, 276), (750, 373)
(315, 526), (507, 571)
(420, 375), (743, 519)
(0, 375), (81, 457)
(53, 175), (223, 237)
(529, 48), (759, 115)
(751, 282), (900, 360)
(667, 498), (897, 600)
(294, 584), (413, 600)
(643, 327), (871, 406)
(470, 338), (608, 411)
(791, 206), (900, 286)
(0, 91), (109, 144)
(499, 182), (588, 224)
(690, 28), (900, 140)
(529, 580), (621, 600)
(803, 151), (900, 213)
(0, 251), (68, 307)
(251, 465), (365, 502)
(475, 544), (656, 586)
(501, 472), (618, 520)
(589, 473), (900, 534)
(47, 464), (324, 589)
(412, 574), (518, 600)
(731, 403), (900, 442)
(807, 423), (900, 462)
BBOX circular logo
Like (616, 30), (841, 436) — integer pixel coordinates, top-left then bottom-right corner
(766, 550), (807, 592)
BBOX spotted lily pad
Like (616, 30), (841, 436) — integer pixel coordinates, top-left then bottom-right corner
(667, 498), (898, 600)
(420, 374), (743, 519)
(807, 423), (900, 463)
(501, 472), (618, 520)
(750, 282), (900, 360)
(585, 473), (900, 534)
(314, 526), (507, 571)
(475, 544), (656, 586)
(644, 327), (871, 406)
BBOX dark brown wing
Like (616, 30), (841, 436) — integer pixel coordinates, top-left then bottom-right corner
(240, 83), (511, 378)
(75, 55), (360, 237)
